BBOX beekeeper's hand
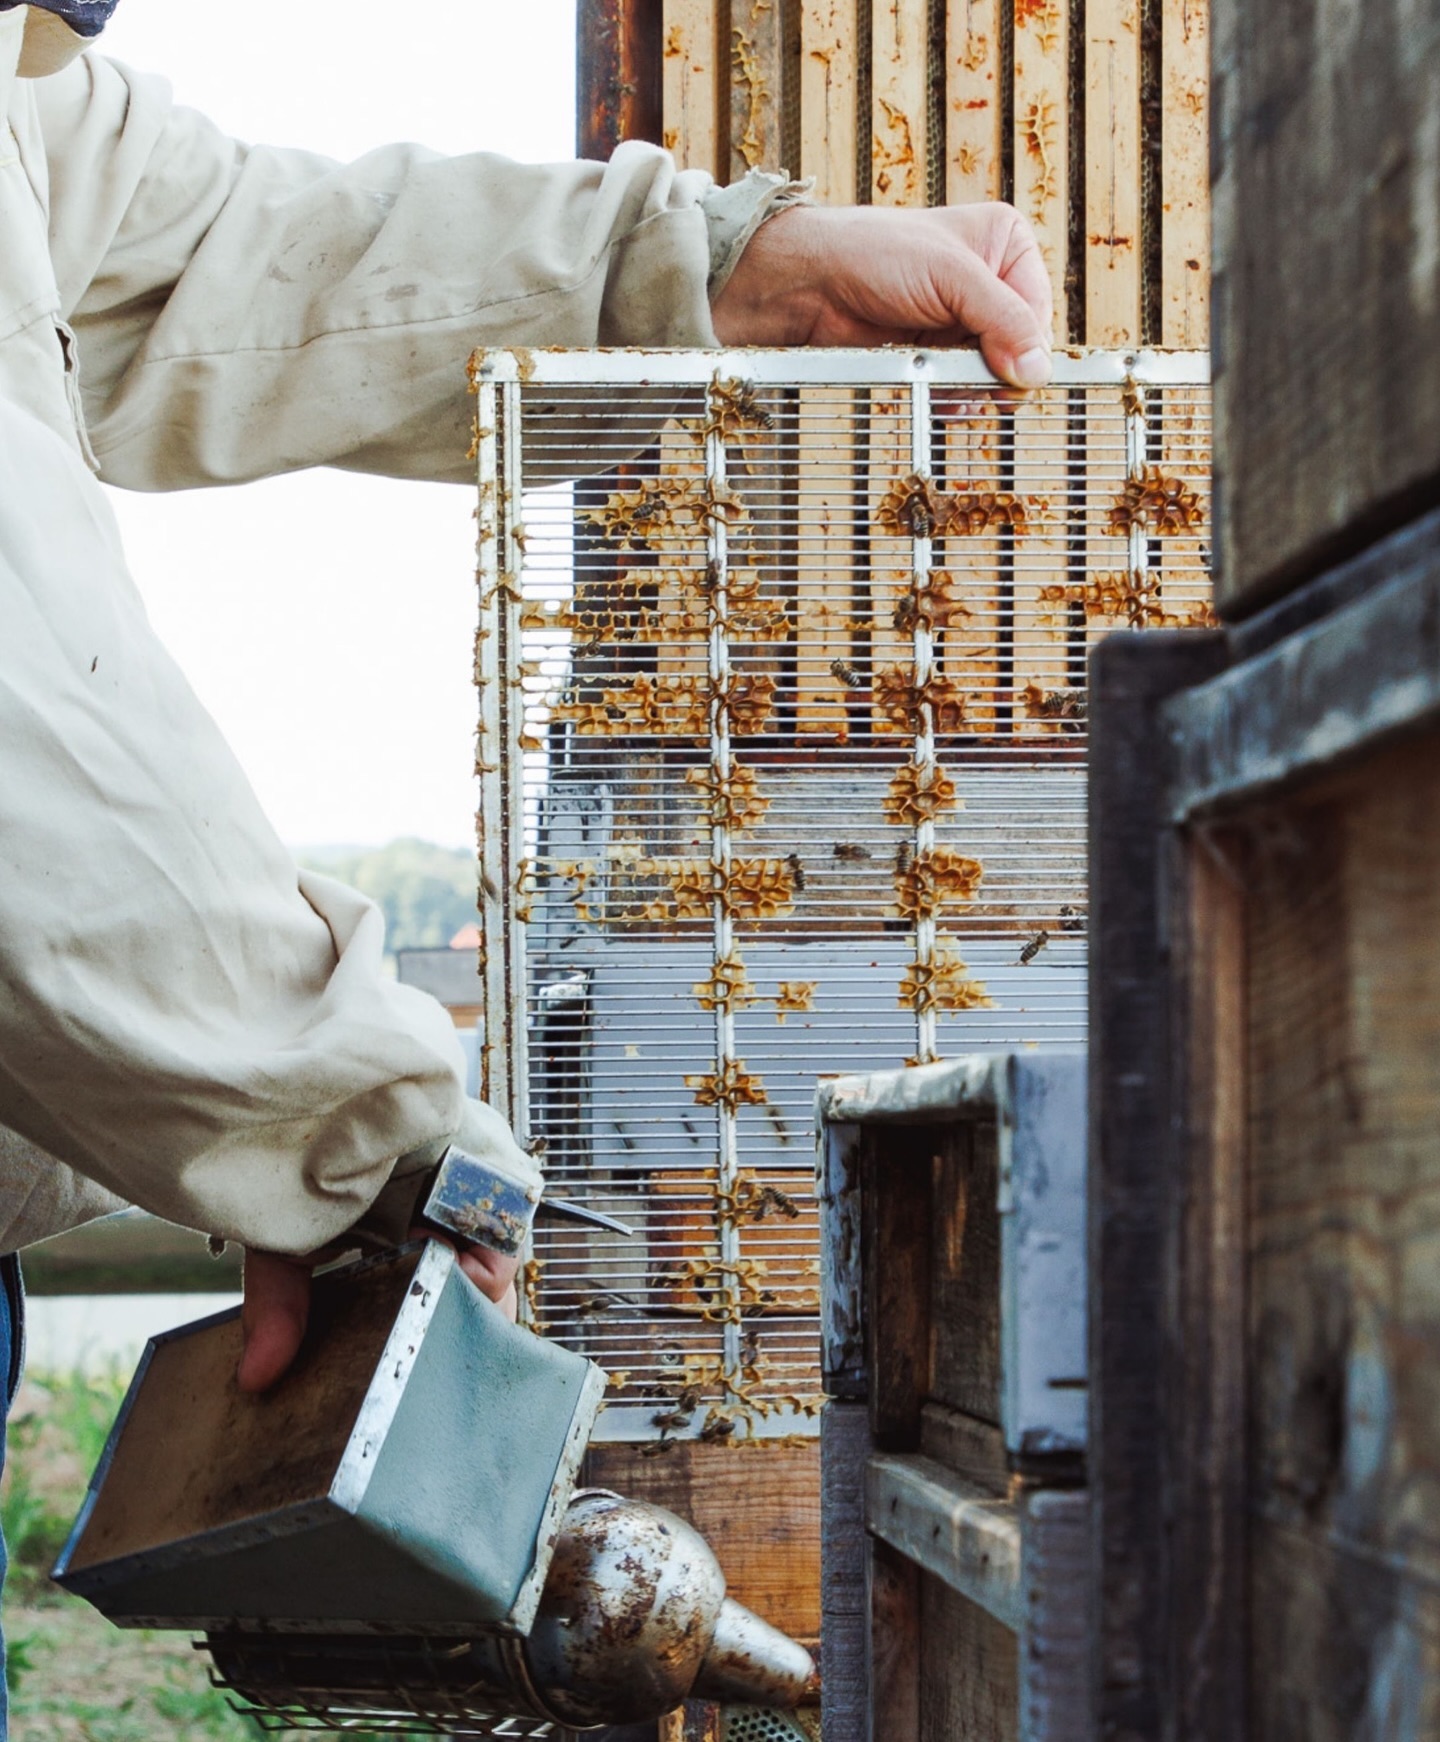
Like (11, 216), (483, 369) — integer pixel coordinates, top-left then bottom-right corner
(711, 201), (1053, 390)
(237, 1235), (520, 1394)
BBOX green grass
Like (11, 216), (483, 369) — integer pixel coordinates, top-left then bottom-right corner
(0, 1369), (458, 1738)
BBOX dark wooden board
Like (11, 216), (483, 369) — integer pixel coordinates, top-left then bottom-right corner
(870, 1537), (921, 1742)
(1211, 0), (1440, 615)
(1241, 732), (1440, 1738)
(577, 0), (664, 159)
(864, 1125), (936, 1451)
(821, 1402), (871, 1742)
(1087, 628), (1227, 1739)
(928, 1124), (1002, 1428)
(918, 1571), (1019, 1742)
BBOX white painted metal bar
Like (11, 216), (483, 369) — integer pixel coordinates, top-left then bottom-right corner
(910, 363), (938, 1065)
(705, 374), (743, 1386)
(474, 375), (509, 1114)
(473, 348), (1211, 390)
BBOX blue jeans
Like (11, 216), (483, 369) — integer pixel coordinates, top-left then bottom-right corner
(0, 1252), (23, 1739)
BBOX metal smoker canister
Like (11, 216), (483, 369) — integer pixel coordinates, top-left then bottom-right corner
(207, 1490), (815, 1730)
(54, 1241), (814, 1733)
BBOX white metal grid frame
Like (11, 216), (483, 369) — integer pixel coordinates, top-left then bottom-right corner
(474, 347), (1211, 1442)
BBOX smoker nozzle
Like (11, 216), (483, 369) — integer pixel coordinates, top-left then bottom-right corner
(691, 1597), (818, 1705)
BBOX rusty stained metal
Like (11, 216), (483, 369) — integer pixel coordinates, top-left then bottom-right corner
(577, 0), (663, 160)
(208, 1492), (813, 1734)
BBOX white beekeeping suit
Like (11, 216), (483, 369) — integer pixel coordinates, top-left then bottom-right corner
(0, 3), (790, 1255)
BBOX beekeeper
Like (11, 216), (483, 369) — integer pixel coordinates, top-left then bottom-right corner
(0, 0), (1051, 1410)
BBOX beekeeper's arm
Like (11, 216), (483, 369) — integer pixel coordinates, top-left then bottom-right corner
(33, 55), (1047, 498)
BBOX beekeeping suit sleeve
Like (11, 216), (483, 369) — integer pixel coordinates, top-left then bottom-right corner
(27, 53), (789, 490)
(0, 1128), (127, 1258)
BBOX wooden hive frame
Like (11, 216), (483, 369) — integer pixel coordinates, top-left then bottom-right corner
(579, 0), (1210, 348)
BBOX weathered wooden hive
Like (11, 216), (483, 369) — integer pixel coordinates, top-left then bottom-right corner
(471, 4), (1214, 1722)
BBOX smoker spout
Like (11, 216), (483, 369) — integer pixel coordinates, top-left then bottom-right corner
(692, 1597), (817, 1705)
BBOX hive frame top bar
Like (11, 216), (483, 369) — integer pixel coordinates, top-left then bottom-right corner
(472, 345), (1210, 389)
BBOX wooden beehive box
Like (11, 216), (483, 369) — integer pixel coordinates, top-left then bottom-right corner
(816, 1052), (1088, 1742)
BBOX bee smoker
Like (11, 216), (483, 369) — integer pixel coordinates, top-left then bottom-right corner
(54, 1143), (814, 1732)
(204, 1490), (814, 1730)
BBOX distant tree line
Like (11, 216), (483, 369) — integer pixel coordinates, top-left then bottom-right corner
(299, 839), (477, 957)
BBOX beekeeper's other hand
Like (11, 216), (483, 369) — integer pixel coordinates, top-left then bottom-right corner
(711, 201), (1053, 390)
(237, 1236), (520, 1395)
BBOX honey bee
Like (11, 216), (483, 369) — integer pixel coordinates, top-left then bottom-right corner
(1058, 904), (1085, 933)
(895, 841), (914, 878)
(785, 852), (807, 892)
(650, 1407), (694, 1432)
(1017, 928), (1051, 966)
(908, 498), (935, 539)
(748, 1183), (800, 1221)
(732, 386), (775, 430)
(833, 842), (873, 861)
(830, 657), (866, 689)
(700, 1414), (738, 1444)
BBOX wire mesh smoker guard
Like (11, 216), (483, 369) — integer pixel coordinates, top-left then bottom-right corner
(54, 1242), (605, 1636)
(472, 346), (1211, 1446)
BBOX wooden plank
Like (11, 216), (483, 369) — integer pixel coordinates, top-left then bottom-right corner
(1165, 509), (1440, 822)
(929, 1123), (1002, 1426)
(1211, 0), (1440, 614)
(1013, 0), (1069, 339)
(920, 1401), (1008, 1493)
(918, 1573), (1020, 1742)
(1018, 1489), (1092, 1742)
(730, 0), (785, 177)
(820, 1120), (868, 1397)
(864, 1125), (935, 1448)
(946, 0), (1004, 204)
(800, 0), (860, 201)
(1085, 0), (1142, 344)
(1167, 821), (1248, 1740)
(1010, 390), (1074, 740)
(1250, 1520), (1440, 1742)
(822, 1402), (873, 1742)
(866, 1453), (1023, 1629)
(871, 0), (931, 207)
(1160, 0), (1209, 347)
(794, 385), (862, 737)
(582, 1438), (822, 1637)
(869, 1537), (921, 1742)
(938, 397), (1005, 738)
(1242, 732), (1440, 1735)
(663, 0), (724, 178)
(1086, 628), (1227, 1740)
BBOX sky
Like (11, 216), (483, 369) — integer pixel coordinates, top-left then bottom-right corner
(96, 0), (576, 851)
